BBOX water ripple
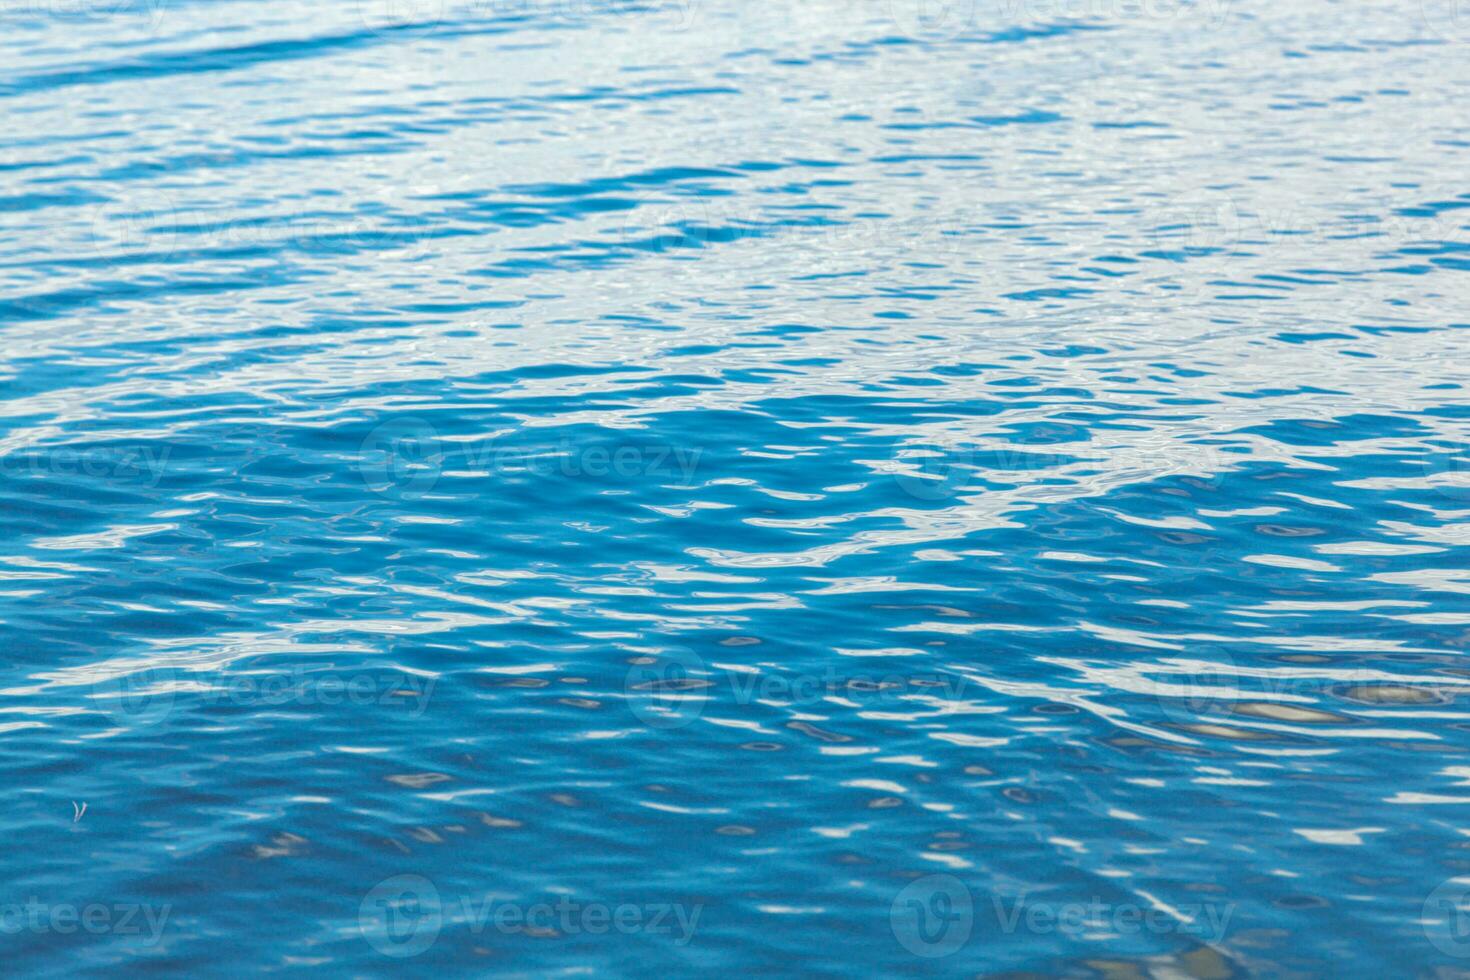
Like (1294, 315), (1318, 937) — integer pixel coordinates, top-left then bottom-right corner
(2, 0), (1469, 975)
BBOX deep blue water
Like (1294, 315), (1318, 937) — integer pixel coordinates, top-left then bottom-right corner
(3, 0), (1470, 975)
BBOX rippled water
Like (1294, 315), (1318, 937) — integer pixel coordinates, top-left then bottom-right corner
(3, 0), (1470, 974)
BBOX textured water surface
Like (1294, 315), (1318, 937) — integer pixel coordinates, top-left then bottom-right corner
(3, 0), (1470, 975)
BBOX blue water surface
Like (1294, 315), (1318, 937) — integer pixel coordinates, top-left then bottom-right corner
(3, 0), (1470, 975)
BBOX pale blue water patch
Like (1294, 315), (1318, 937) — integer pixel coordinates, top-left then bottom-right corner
(2, 0), (1469, 975)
